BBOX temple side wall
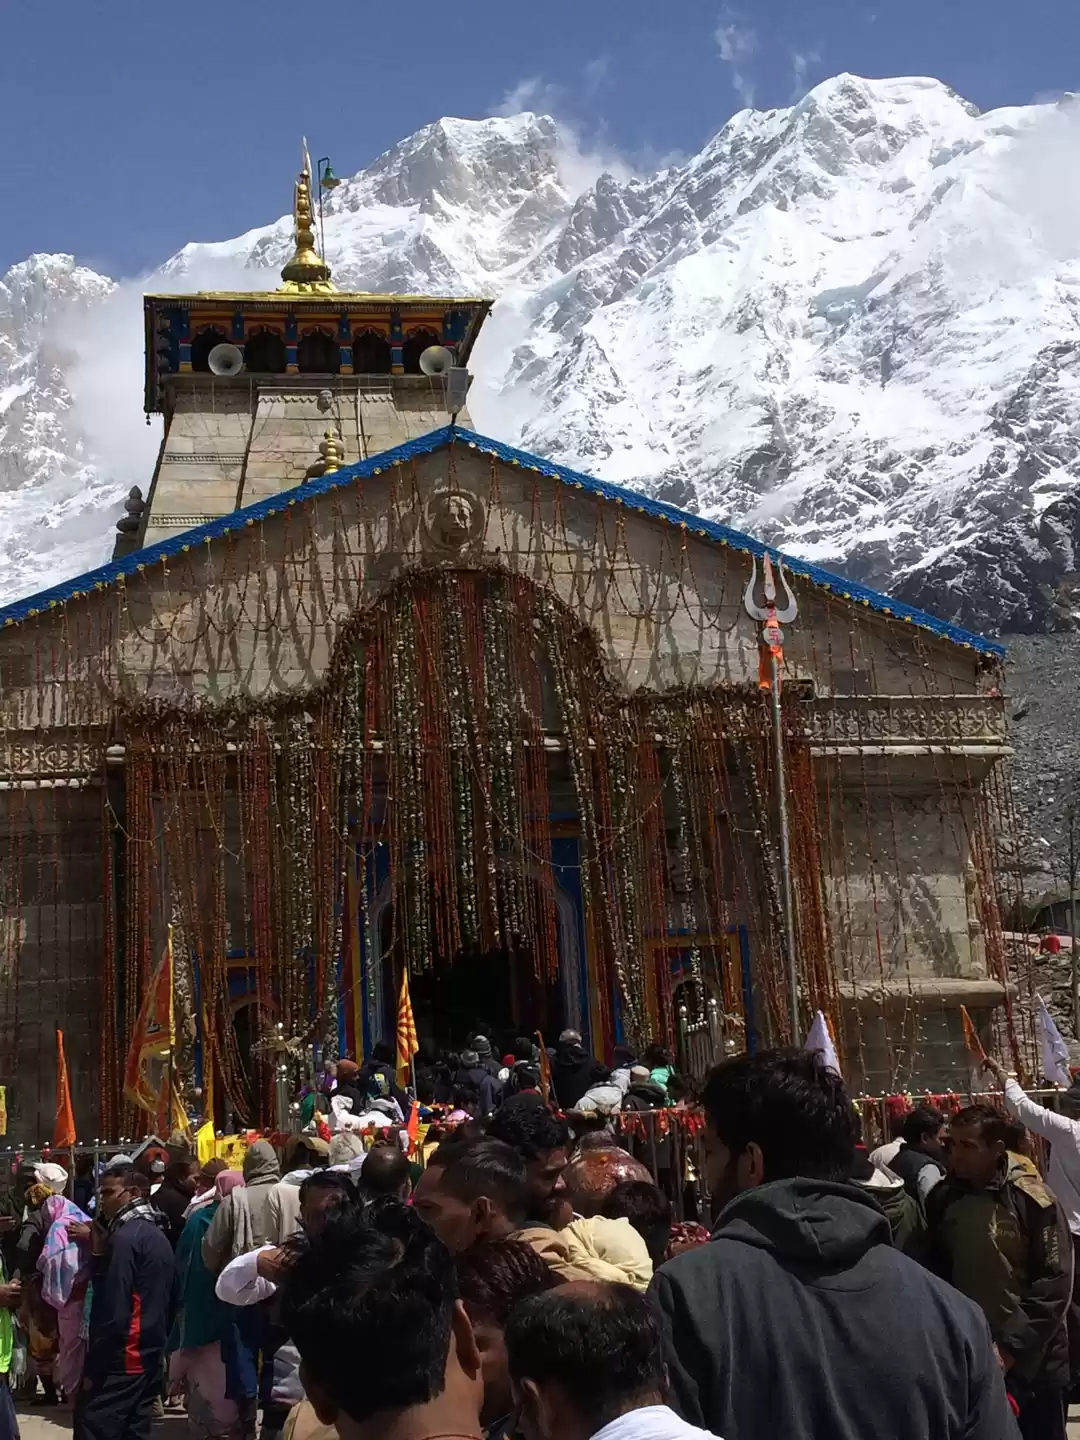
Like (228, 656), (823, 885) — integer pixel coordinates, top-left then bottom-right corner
(0, 787), (103, 1147)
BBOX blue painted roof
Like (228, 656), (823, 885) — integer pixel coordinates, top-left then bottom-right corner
(0, 426), (1004, 658)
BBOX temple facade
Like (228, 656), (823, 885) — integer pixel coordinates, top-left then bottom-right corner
(0, 158), (1020, 1143)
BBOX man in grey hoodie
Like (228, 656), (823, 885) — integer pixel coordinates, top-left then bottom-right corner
(649, 1049), (1018, 1440)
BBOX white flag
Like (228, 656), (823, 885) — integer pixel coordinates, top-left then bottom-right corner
(1036, 994), (1071, 1088)
(804, 1010), (841, 1077)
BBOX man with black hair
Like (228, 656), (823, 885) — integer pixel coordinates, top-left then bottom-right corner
(507, 1281), (720, 1440)
(485, 1106), (570, 1226)
(649, 1048), (1017, 1440)
(888, 1104), (947, 1206)
(455, 1239), (557, 1438)
(929, 1103), (1071, 1440)
(601, 1181), (672, 1269)
(412, 1139), (529, 1252)
(359, 1144), (411, 1203)
(280, 1201), (484, 1440)
(74, 1166), (179, 1440)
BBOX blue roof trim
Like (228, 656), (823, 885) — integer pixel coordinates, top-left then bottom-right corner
(0, 425), (1004, 658)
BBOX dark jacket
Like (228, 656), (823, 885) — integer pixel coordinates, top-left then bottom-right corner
(87, 1204), (179, 1379)
(621, 1080), (669, 1112)
(851, 1160), (927, 1260)
(650, 1177), (1018, 1440)
(890, 1143), (946, 1205)
(454, 1065), (503, 1116)
(927, 1160), (1072, 1387)
(152, 1175), (194, 1249)
(550, 1042), (596, 1111)
(359, 1060), (408, 1114)
(13, 1204), (49, 1279)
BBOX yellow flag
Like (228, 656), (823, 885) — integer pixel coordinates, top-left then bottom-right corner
(196, 1120), (216, 1167)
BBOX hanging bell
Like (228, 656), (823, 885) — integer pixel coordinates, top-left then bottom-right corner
(320, 160), (342, 190)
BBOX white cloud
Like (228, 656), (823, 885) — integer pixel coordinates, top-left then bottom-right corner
(57, 256), (279, 498)
(790, 47), (822, 103)
(494, 76), (565, 118)
(583, 54), (611, 101)
(714, 9), (758, 110)
(489, 74), (636, 196)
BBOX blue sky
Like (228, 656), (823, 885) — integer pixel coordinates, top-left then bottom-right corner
(1, 0), (1075, 277)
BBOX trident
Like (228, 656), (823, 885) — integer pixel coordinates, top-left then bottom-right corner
(744, 553), (800, 1040)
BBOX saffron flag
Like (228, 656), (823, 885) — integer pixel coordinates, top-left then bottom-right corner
(54, 1028), (76, 1149)
(406, 1099), (421, 1156)
(803, 1011), (841, 1077)
(124, 928), (175, 1116)
(396, 970), (418, 1089)
(959, 1004), (988, 1064)
(535, 1031), (553, 1106)
(1036, 995), (1072, 1088)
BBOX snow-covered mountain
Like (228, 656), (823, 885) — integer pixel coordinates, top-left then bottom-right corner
(4, 74), (1080, 632)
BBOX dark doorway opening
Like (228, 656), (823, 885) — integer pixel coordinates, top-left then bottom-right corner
(191, 327), (229, 372)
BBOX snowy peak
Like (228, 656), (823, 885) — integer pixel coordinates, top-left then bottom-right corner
(4, 76), (1080, 633)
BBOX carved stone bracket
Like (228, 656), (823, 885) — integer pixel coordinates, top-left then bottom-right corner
(803, 694), (1007, 746)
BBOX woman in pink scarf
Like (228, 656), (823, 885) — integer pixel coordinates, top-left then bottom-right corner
(36, 1193), (91, 1397)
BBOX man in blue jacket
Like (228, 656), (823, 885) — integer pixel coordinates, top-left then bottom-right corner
(73, 1165), (179, 1440)
(649, 1049), (1019, 1440)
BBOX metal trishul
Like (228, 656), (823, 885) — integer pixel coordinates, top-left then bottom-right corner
(743, 553), (798, 655)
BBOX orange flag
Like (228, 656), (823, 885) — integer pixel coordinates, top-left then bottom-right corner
(54, 1028), (76, 1149)
(960, 1005), (988, 1064)
(535, 1030), (553, 1107)
(396, 970), (418, 1089)
(406, 1099), (421, 1155)
(124, 928), (175, 1116)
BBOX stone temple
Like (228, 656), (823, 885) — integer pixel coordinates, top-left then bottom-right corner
(0, 154), (1018, 1143)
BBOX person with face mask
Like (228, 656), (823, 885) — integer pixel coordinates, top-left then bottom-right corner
(648, 1049), (1018, 1440)
(73, 1166), (179, 1440)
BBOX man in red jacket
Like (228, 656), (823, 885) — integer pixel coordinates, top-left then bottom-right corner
(73, 1166), (179, 1440)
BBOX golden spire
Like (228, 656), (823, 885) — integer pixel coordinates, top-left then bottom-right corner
(280, 139), (335, 291)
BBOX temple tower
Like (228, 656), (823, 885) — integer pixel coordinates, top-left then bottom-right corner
(121, 147), (492, 552)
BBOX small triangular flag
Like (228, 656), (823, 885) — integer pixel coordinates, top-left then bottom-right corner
(804, 1010), (841, 1077)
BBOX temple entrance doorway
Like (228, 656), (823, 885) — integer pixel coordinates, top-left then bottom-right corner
(373, 880), (572, 1051)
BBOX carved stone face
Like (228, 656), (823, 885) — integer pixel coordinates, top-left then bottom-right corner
(423, 488), (485, 552)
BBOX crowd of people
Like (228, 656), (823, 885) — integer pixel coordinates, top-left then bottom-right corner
(302, 1031), (689, 1135)
(0, 1035), (1079, 1440)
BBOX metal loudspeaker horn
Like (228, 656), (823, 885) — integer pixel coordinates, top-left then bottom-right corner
(419, 344), (454, 377)
(208, 343), (245, 377)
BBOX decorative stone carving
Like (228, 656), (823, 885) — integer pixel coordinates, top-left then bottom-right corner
(422, 487), (486, 553)
(0, 734), (106, 779)
(804, 695), (1007, 745)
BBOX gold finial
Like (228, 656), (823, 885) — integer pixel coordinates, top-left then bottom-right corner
(280, 139), (335, 291)
(320, 431), (342, 474)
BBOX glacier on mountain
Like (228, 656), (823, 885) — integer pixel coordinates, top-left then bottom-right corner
(3, 74), (1080, 632)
